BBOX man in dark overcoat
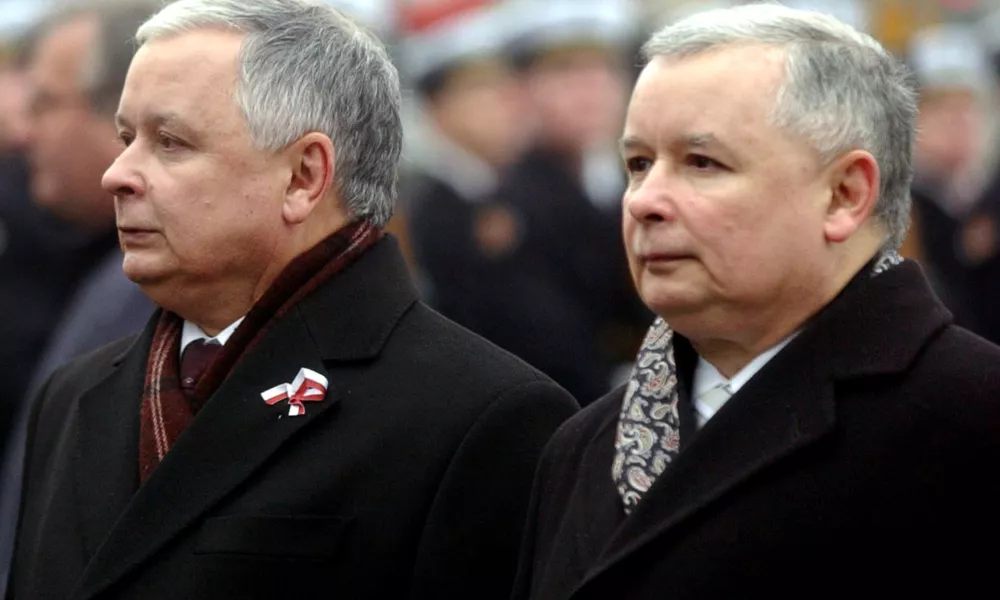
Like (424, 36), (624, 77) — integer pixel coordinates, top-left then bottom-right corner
(513, 5), (1000, 599)
(8, 1), (577, 598)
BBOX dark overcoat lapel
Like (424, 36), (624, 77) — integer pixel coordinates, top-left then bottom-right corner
(69, 239), (417, 600)
(73, 328), (148, 561)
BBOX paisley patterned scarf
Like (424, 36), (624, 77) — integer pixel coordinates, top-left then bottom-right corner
(612, 251), (903, 513)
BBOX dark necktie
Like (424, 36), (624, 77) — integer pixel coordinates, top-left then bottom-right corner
(180, 339), (222, 398)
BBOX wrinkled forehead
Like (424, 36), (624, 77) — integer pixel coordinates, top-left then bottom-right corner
(638, 45), (787, 105)
(118, 29), (245, 129)
(128, 28), (243, 87)
(625, 46), (789, 145)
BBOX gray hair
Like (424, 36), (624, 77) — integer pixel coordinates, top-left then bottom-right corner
(136, 0), (402, 227)
(643, 3), (918, 250)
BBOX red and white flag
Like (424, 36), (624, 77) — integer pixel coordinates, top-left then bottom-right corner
(260, 368), (328, 417)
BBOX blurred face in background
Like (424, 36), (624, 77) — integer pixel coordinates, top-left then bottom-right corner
(26, 15), (120, 229)
(914, 88), (983, 180)
(428, 58), (528, 168)
(524, 45), (628, 154)
(0, 66), (30, 152)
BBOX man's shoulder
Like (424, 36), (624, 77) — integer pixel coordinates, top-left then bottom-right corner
(543, 384), (625, 460)
(39, 334), (140, 401)
(395, 302), (565, 386)
(381, 301), (577, 408)
(915, 324), (1000, 380)
(856, 323), (1000, 458)
(909, 324), (1000, 413)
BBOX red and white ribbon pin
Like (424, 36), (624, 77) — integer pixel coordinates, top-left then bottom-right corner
(260, 368), (328, 417)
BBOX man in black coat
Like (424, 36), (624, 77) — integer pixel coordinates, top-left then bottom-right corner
(8, 1), (578, 598)
(513, 5), (1000, 599)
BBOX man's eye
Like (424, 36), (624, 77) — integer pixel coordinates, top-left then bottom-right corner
(625, 157), (652, 174)
(118, 133), (134, 147)
(159, 135), (178, 149)
(687, 154), (723, 170)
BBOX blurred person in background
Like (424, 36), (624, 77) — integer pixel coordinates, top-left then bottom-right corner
(7, 0), (577, 597)
(0, 36), (103, 449)
(961, 8), (1000, 346)
(478, 0), (651, 404)
(0, 1), (157, 594)
(399, 0), (531, 333)
(904, 23), (992, 334)
(17, 0), (157, 400)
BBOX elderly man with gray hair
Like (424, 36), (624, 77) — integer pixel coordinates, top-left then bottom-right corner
(512, 4), (1000, 599)
(8, 1), (578, 598)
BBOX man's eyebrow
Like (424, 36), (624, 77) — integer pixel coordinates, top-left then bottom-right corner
(618, 135), (647, 153)
(114, 113), (133, 130)
(148, 111), (185, 128)
(114, 111), (199, 138)
(682, 132), (723, 150)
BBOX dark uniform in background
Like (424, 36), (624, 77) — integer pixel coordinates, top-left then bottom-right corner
(398, 1), (532, 345)
(486, 1), (651, 402)
(904, 23), (995, 337)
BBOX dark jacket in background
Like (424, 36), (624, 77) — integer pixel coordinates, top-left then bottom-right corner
(404, 171), (508, 334)
(961, 169), (1000, 345)
(0, 154), (115, 440)
(482, 148), (649, 403)
(910, 181), (984, 332)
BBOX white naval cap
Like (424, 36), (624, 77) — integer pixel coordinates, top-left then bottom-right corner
(397, 0), (514, 86)
(907, 23), (991, 92)
(323, 0), (397, 39)
(504, 0), (637, 66)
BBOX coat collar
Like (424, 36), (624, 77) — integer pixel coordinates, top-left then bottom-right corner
(811, 260), (952, 379)
(577, 260), (952, 594)
(298, 235), (419, 362)
(71, 236), (416, 600)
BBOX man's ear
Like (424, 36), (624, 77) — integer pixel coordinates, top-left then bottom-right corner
(823, 149), (880, 244)
(282, 132), (335, 225)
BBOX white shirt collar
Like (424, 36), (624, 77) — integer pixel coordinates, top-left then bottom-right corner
(179, 317), (246, 357)
(412, 118), (499, 201)
(691, 332), (799, 427)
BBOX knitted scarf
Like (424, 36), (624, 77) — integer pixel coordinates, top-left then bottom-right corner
(139, 220), (382, 482)
(612, 250), (903, 513)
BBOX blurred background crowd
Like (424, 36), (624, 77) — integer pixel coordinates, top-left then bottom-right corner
(2, 0), (1000, 448)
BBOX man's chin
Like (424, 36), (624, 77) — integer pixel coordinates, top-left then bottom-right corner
(121, 257), (169, 289)
(639, 286), (706, 322)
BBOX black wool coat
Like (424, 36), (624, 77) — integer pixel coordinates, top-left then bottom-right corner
(514, 261), (1000, 599)
(10, 238), (579, 600)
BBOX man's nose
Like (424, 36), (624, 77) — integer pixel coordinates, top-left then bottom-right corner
(101, 149), (144, 198)
(625, 163), (677, 224)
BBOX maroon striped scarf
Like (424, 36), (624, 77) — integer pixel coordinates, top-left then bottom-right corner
(139, 220), (382, 482)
